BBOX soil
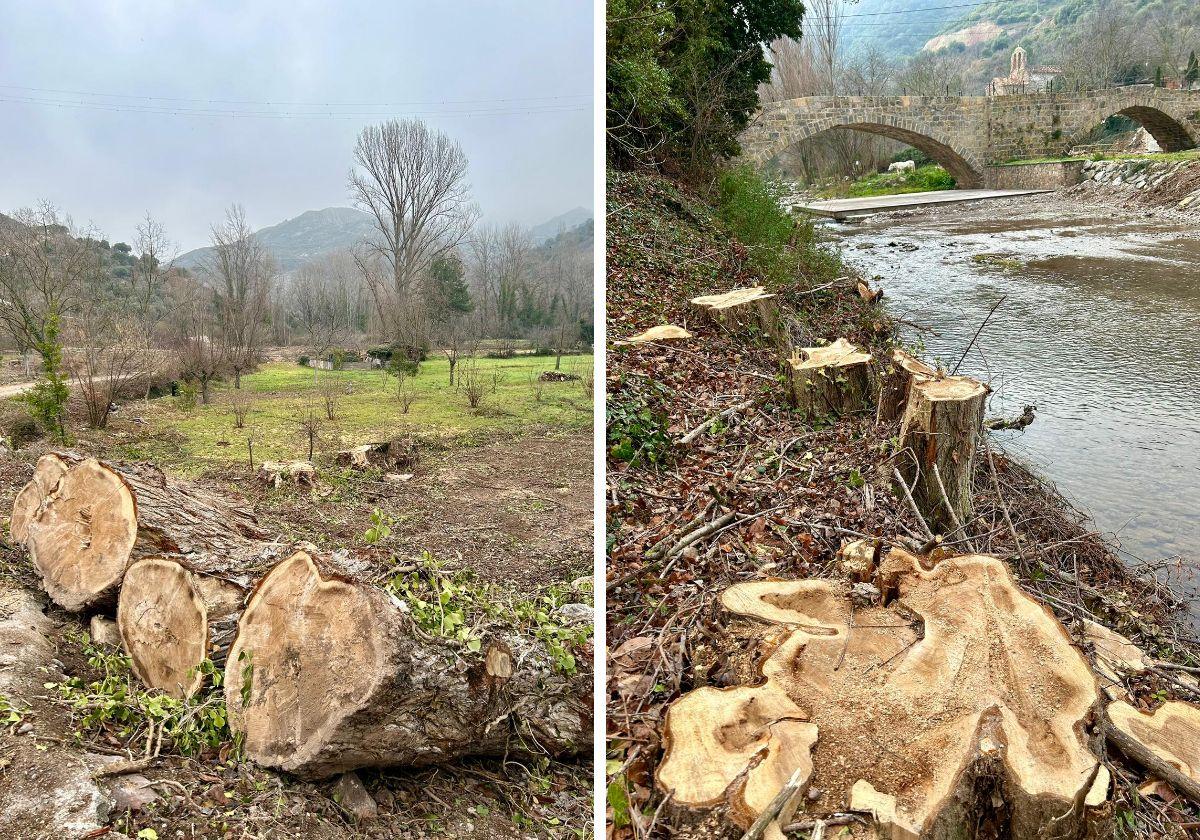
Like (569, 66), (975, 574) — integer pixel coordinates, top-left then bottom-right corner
(0, 429), (593, 840)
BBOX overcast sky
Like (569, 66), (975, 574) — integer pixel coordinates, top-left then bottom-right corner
(0, 1), (593, 251)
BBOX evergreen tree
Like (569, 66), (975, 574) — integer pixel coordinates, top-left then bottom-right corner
(1154, 66), (1164, 87)
(1186, 51), (1199, 87)
(427, 254), (473, 315)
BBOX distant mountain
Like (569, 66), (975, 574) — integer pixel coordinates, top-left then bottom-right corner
(175, 204), (595, 273)
(175, 207), (376, 274)
(530, 206), (593, 244)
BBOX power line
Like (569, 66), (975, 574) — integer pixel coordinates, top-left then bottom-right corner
(840, 1), (995, 18)
(0, 83), (590, 109)
(0, 94), (589, 121)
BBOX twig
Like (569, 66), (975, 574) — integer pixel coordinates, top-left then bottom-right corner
(951, 294), (1006, 375)
(607, 512), (738, 591)
(679, 398), (755, 445)
(740, 767), (807, 840)
(892, 467), (933, 540)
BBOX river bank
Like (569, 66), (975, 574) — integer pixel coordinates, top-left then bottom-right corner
(606, 168), (1200, 838)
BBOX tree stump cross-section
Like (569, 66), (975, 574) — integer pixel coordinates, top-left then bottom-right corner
(657, 550), (1109, 839)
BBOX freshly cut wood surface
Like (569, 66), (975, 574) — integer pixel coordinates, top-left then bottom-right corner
(658, 550), (1107, 838)
(118, 556), (248, 698)
(897, 376), (987, 532)
(10, 453), (69, 543)
(225, 550), (592, 779)
(786, 338), (874, 419)
(877, 349), (939, 425)
(1107, 700), (1200, 802)
(690, 287), (783, 346)
(26, 458), (138, 612)
(626, 324), (692, 343)
(18, 452), (268, 612)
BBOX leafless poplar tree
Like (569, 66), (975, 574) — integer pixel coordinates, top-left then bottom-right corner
(130, 212), (177, 345)
(348, 119), (478, 352)
(206, 205), (275, 388)
(288, 250), (363, 354)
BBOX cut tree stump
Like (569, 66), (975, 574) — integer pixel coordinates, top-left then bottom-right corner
(224, 550), (592, 778)
(257, 460), (317, 488)
(1106, 700), (1200, 803)
(9, 453), (69, 544)
(690, 288), (783, 346)
(335, 439), (418, 471)
(18, 453), (268, 612)
(117, 555), (255, 698)
(876, 349), (939, 425)
(785, 338), (874, 419)
(657, 550), (1109, 839)
(896, 376), (988, 533)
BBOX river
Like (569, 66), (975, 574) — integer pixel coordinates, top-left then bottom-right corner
(828, 195), (1200, 602)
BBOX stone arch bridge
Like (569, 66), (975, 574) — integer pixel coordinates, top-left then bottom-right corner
(741, 86), (1200, 188)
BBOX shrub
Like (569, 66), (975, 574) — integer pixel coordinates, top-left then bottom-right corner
(389, 357), (419, 378)
(297, 355), (310, 367)
(5, 413), (43, 448)
(176, 380), (199, 412)
(716, 166), (798, 287)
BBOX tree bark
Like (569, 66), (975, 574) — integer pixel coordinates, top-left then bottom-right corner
(225, 550), (592, 779)
(876, 348), (939, 425)
(897, 376), (987, 533)
(785, 338), (874, 419)
(690, 288), (784, 348)
(17, 452), (269, 612)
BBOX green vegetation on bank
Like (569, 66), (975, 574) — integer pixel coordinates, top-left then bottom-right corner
(60, 357), (592, 475)
(1001, 149), (1200, 165)
(816, 164), (956, 198)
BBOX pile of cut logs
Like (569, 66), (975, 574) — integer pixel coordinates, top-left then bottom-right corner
(10, 453), (591, 778)
(669, 286), (1200, 839)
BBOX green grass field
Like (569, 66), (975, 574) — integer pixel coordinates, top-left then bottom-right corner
(106, 355), (593, 473)
(814, 164), (956, 199)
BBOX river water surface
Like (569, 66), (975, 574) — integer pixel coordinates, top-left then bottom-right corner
(829, 196), (1200, 592)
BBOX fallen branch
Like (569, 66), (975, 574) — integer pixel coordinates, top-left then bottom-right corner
(892, 467), (934, 540)
(986, 404), (1036, 431)
(679, 399), (755, 445)
(607, 512), (738, 592)
(739, 766), (807, 840)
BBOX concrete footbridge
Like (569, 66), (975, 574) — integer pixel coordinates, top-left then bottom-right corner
(741, 86), (1200, 189)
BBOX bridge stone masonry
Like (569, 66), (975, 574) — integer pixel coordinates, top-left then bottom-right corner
(741, 86), (1200, 189)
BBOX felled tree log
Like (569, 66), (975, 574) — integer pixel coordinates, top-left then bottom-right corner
(897, 376), (987, 533)
(786, 338), (874, 419)
(876, 349), (939, 425)
(224, 550), (592, 778)
(690, 287), (783, 346)
(1105, 700), (1200, 803)
(117, 555), (255, 698)
(9, 453), (69, 543)
(658, 550), (1108, 840)
(18, 453), (268, 612)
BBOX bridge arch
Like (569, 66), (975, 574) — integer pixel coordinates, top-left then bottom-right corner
(744, 101), (986, 189)
(1077, 99), (1197, 153)
(782, 121), (985, 188)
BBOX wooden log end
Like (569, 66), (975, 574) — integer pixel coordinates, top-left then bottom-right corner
(27, 458), (138, 612)
(10, 452), (69, 544)
(118, 557), (211, 699)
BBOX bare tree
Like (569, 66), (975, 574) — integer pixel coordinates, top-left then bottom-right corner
(1059, 1), (1141, 90)
(66, 308), (158, 429)
(206, 205), (275, 388)
(806, 0), (858, 95)
(130, 213), (177, 346)
(171, 276), (228, 405)
(0, 204), (93, 365)
(348, 119), (478, 351)
(289, 251), (363, 354)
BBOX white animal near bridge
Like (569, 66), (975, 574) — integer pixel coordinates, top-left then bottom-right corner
(888, 160), (916, 173)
